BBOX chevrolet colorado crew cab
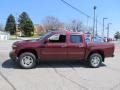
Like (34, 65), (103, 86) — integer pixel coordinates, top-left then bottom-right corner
(9, 31), (114, 69)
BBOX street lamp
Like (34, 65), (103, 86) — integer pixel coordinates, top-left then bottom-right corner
(93, 6), (97, 39)
(107, 23), (112, 41)
(102, 18), (108, 38)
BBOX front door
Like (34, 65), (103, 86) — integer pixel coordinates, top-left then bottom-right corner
(40, 33), (67, 61)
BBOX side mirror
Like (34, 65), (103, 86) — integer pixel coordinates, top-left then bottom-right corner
(44, 38), (49, 44)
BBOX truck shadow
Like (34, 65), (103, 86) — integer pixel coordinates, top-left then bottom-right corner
(2, 59), (20, 69)
(2, 59), (106, 69)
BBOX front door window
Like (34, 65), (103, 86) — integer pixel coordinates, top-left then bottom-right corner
(49, 34), (66, 43)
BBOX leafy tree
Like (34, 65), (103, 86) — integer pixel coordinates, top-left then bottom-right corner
(5, 14), (16, 35)
(18, 12), (34, 36)
(114, 32), (120, 40)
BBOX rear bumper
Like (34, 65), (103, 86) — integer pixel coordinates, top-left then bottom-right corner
(9, 50), (18, 61)
(107, 54), (114, 58)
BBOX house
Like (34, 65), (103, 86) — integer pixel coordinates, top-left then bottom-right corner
(0, 31), (10, 40)
(16, 24), (45, 36)
(34, 24), (45, 34)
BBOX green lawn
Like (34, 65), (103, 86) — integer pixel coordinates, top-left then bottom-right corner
(9, 35), (17, 40)
(9, 35), (40, 40)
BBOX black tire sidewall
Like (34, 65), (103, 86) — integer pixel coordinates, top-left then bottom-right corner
(89, 53), (102, 68)
(19, 52), (37, 69)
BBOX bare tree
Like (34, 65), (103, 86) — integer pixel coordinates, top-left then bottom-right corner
(42, 16), (64, 32)
(65, 20), (84, 32)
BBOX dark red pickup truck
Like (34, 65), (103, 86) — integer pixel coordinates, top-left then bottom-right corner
(9, 31), (114, 69)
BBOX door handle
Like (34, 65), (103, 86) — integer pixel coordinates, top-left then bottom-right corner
(61, 45), (66, 48)
(78, 44), (84, 48)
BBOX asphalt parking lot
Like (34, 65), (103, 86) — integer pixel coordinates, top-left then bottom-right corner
(0, 40), (120, 90)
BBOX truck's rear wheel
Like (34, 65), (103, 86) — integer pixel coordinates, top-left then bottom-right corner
(19, 52), (37, 69)
(89, 53), (102, 68)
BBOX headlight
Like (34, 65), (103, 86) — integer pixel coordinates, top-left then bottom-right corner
(12, 44), (17, 49)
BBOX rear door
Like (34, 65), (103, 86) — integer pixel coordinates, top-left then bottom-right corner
(67, 34), (86, 60)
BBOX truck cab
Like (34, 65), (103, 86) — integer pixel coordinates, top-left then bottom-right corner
(39, 31), (86, 61)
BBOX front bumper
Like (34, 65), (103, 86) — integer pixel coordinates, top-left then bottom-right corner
(9, 50), (18, 61)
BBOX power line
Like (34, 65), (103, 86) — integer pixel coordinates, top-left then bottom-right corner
(61, 0), (90, 18)
(60, 0), (103, 25)
(60, 0), (106, 37)
(60, 0), (95, 28)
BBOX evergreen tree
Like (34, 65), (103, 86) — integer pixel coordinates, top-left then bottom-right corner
(5, 14), (16, 35)
(18, 12), (34, 36)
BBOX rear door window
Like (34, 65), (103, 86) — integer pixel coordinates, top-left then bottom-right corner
(70, 35), (82, 43)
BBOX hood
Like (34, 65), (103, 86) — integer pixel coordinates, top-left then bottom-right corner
(13, 39), (40, 46)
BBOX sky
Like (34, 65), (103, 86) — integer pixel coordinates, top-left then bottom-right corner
(0, 0), (120, 37)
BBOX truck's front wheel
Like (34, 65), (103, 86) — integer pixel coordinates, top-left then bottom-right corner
(89, 53), (102, 68)
(19, 52), (37, 69)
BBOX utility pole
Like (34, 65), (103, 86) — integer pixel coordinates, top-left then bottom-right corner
(107, 23), (112, 41)
(95, 17), (97, 36)
(93, 6), (97, 39)
(102, 18), (108, 38)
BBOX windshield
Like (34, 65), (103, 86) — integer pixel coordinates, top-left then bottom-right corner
(39, 32), (52, 40)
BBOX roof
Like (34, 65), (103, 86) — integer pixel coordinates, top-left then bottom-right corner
(49, 30), (84, 35)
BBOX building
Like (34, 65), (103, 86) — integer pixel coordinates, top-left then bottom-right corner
(0, 31), (10, 40)
(34, 24), (45, 34)
(85, 32), (92, 42)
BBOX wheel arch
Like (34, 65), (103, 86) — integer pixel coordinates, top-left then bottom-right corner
(87, 50), (105, 62)
(17, 49), (38, 59)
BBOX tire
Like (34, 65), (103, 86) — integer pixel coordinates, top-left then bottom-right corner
(19, 52), (37, 69)
(88, 53), (102, 68)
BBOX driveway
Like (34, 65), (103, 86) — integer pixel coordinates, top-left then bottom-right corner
(0, 40), (120, 90)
